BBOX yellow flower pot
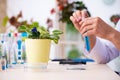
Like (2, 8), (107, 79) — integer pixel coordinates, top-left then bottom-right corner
(25, 39), (51, 64)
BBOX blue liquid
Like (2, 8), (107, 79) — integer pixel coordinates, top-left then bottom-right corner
(84, 36), (90, 52)
(17, 40), (22, 49)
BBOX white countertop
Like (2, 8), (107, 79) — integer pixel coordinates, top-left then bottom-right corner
(0, 62), (120, 80)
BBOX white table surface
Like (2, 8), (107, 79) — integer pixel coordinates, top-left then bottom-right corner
(0, 62), (120, 80)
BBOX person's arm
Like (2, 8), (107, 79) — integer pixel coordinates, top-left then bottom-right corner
(85, 37), (119, 64)
(79, 17), (120, 51)
(84, 20), (120, 64)
(105, 20), (120, 51)
(107, 29), (120, 51)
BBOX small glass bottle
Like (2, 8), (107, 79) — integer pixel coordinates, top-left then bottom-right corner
(1, 56), (6, 70)
(0, 57), (2, 71)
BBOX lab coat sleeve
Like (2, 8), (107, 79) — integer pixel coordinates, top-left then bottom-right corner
(84, 37), (119, 64)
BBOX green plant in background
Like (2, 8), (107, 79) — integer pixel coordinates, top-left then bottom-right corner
(67, 45), (83, 59)
(18, 22), (63, 44)
(54, 1), (91, 34)
(67, 49), (80, 59)
(66, 22), (78, 34)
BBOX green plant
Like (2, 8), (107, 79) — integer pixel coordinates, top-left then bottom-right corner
(18, 22), (63, 44)
(51, 1), (91, 33)
(2, 11), (32, 32)
(67, 49), (80, 59)
(67, 45), (85, 59)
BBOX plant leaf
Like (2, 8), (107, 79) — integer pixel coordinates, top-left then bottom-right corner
(52, 30), (63, 35)
(18, 25), (27, 31)
(2, 16), (9, 27)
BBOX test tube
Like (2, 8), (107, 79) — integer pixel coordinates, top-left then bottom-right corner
(82, 18), (91, 52)
(84, 36), (90, 52)
(17, 33), (23, 64)
(1, 56), (6, 70)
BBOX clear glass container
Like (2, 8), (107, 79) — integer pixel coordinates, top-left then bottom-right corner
(24, 63), (48, 72)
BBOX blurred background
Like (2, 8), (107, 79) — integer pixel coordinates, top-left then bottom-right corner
(0, 0), (120, 61)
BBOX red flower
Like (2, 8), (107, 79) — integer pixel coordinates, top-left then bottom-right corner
(50, 8), (55, 14)
(58, 5), (64, 11)
(115, 18), (120, 22)
(110, 15), (120, 25)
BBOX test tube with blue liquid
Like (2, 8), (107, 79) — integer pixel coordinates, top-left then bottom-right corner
(84, 36), (90, 52)
(17, 33), (23, 64)
(1, 56), (6, 70)
(82, 18), (91, 52)
(17, 32), (28, 64)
